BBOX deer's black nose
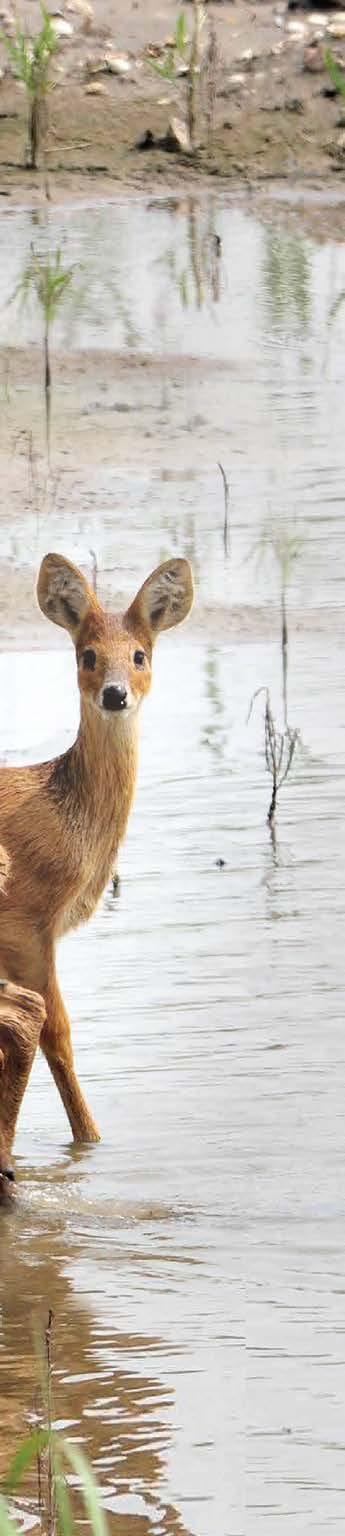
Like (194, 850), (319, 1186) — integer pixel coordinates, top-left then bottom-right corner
(102, 685), (127, 712)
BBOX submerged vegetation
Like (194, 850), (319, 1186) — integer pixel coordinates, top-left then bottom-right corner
(248, 523), (303, 833)
(248, 687), (299, 831)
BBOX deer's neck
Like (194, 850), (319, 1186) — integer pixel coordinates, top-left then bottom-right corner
(50, 704), (140, 858)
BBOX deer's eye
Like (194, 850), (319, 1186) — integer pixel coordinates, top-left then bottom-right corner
(134, 649), (145, 668)
(82, 648), (96, 671)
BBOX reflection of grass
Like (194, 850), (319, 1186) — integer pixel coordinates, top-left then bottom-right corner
(328, 288), (345, 325)
(202, 647), (227, 757)
(250, 522), (303, 729)
(158, 197), (222, 311)
(16, 245), (73, 326)
(323, 272), (345, 376)
(263, 230), (311, 333)
(71, 267), (140, 351)
(13, 245), (74, 462)
(58, 223), (141, 351)
(12, 428), (62, 522)
(253, 524), (303, 592)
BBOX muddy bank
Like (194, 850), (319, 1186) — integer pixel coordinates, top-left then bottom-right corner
(1, 0), (345, 194)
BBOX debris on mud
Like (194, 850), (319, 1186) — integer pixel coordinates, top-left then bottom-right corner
(135, 119), (193, 155)
(85, 79), (108, 94)
(84, 50), (132, 78)
(167, 115), (193, 153)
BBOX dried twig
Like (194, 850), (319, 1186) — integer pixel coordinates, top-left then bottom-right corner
(203, 16), (218, 147)
(45, 1309), (55, 1536)
(188, 2), (205, 150)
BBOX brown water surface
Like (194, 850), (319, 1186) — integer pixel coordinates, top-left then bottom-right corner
(0, 192), (345, 1536)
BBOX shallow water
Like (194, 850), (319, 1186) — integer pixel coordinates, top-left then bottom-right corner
(0, 191), (345, 1535)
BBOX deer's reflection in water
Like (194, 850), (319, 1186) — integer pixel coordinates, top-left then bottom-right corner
(0, 1175), (191, 1536)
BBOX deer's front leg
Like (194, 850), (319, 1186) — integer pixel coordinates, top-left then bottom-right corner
(40, 973), (100, 1144)
(0, 980), (46, 1202)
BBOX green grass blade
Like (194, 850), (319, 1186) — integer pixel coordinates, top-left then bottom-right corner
(176, 11), (188, 57)
(61, 1443), (109, 1536)
(54, 1450), (74, 1536)
(0, 1493), (20, 1536)
(150, 56), (175, 80)
(1, 29), (33, 90)
(3, 1430), (51, 1494)
(325, 48), (345, 97)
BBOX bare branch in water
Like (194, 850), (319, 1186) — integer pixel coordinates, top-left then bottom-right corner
(248, 686), (299, 827)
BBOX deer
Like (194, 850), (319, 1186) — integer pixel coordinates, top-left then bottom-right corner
(0, 839), (46, 1202)
(0, 552), (194, 1200)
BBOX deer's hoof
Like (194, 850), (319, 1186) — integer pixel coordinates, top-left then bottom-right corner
(0, 1166), (16, 1205)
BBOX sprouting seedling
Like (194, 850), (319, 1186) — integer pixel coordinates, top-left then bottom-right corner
(248, 687), (299, 830)
(148, 4), (206, 151)
(13, 246), (74, 462)
(325, 48), (345, 98)
(1, 5), (59, 170)
(150, 10), (189, 82)
(250, 524), (303, 729)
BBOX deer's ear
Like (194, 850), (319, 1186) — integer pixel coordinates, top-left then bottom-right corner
(126, 558), (194, 641)
(37, 554), (95, 638)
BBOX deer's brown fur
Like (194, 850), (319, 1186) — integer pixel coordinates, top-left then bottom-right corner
(0, 553), (193, 1178)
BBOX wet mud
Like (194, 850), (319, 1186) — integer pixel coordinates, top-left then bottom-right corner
(0, 0), (345, 195)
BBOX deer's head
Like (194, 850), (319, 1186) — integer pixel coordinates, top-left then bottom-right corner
(37, 554), (194, 719)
